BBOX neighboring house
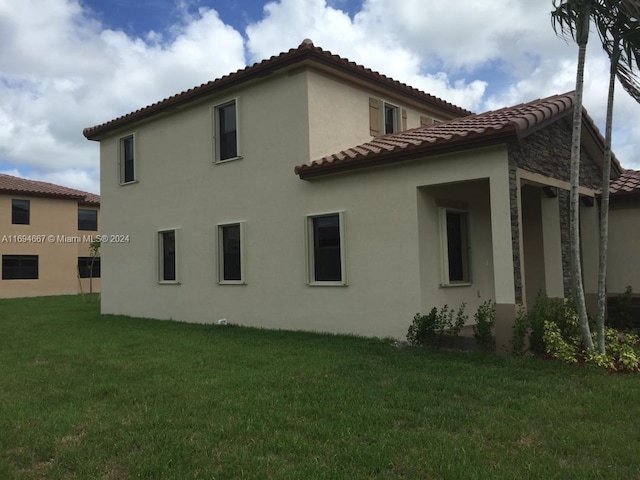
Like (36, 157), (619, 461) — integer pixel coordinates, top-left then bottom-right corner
(608, 170), (640, 301)
(0, 174), (100, 298)
(83, 39), (622, 347)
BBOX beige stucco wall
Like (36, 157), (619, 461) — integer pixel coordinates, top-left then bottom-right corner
(306, 69), (448, 160)
(0, 195), (100, 298)
(96, 67), (514, 339)
(608, 201), (640, 295)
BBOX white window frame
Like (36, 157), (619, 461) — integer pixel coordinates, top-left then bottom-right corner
(382, 102), (400, 135)
(118, 133), (138, 185)
(439, 207), (471, 286)
(305, 211), (347, 287)
(212, 98), (242, 163)
(158, 228), (179, 284)
(217, 221), (246, 285)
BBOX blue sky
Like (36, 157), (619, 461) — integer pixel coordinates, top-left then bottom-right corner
(1, 0), (639, 193)
(82, 0), (268, 37)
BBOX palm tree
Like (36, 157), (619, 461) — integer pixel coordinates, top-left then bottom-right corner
(552, 0), (640, 353)
(592, 0), (640, 353)
(551, 0), (595, 350)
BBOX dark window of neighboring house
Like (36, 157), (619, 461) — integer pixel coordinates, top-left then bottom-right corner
(312, 214), (342, 282)
(218, 101), (237, 161)
(78, 209), (98, 231)
(78, 257), (101, 278)
(220, 223), (242, 282)
(446, 211), (470, 283)
(12, 199), (30, 225)
(384, 104), (397, 134)
(160, 230), (176, 281)
(121, 135), (135, 183)
(2, 255), (38, 280)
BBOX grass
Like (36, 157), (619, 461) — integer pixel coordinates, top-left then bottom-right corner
(0, 296), (639, 479)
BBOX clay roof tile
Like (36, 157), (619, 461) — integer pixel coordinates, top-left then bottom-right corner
(84, 40), (471, 140)
(610, 169), (640, 196)
(0, 173), (100, 204)
(295, 92), (585, 178)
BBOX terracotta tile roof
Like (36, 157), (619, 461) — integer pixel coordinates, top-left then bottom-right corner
(610, 169), (640, 196)
(0, 173), (100, 205)
(295, 91), (621, 179)
(83, 39), (471, 140)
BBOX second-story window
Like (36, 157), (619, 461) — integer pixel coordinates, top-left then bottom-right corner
(78, 208), (98, 231)
(369, 98), (404, 136)
(384, 103), (398, 134)
(12, 199), (30, 225)
(120, 134), (136, 184)
(214, 99), (239, 162)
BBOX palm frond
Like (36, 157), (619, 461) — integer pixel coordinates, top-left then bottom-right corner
(592, 0), (640, 103)
(551, 0), (592, 42)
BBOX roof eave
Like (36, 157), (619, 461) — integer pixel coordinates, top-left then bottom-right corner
(297, 131), (515, 180)
(0, 189), (85, 201)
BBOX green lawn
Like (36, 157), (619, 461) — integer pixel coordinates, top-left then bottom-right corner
(0, 295), (638, 479)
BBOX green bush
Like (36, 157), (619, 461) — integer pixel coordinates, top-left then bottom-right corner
(473, 300), (495, 350)
(610, 286), (635, 330)
(529, 293), (568, 354)
(542, 308), (640, 373)
(407, 304), (467, 346)
(407, 308), (438, 345)
(512, 305), (529, 355)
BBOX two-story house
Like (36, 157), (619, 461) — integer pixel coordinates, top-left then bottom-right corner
(0, 174), (100, 298)
(83, 39), (622, 346)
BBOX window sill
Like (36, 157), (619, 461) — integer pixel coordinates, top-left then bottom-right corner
(440, 282), (472, 288)
(218, 280), (246, 285)
(215, 156), (243, 164)
(120, 180), (139, 186)
(158, 280), (181, 285)
(308, 281), (348, 287)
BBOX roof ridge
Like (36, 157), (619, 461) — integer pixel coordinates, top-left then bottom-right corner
(83, 39), (472, 139)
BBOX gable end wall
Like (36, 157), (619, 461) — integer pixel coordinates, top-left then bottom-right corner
(507, 119), (602, 301)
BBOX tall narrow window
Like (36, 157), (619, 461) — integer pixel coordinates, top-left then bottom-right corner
(2, 255), (38, 279)
(216, 100), (238, 161)
(384, 104), (397, 134)
(159, 230), (177, 282)
(218, 222), (244, 283)
(307, 213), (346, 285)
(120, 135), (135, 183)
(78, 208), (98, 231)
(12, 199), (30, 225)
(440, 209), (470, 285)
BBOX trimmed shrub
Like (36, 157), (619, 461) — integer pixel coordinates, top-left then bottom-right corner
(473, 300), (495, 350)
(407, 304), (467, 346)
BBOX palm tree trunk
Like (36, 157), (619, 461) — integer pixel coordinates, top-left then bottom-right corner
(570, 10), (595, 351)
(597, 45), (619, 355)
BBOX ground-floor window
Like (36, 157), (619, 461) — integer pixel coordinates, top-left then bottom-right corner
(158, 230), (177, 282)
(217, 222), (245, 283)
(440, 208), (470, 285)
(78, 257), (101, 278)
(2, 255), (38, 280)
(307, 212), (346, 285)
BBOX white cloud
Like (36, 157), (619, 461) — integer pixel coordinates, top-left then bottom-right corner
(246, 0), (487, 110)
(0, 0), (245, 193)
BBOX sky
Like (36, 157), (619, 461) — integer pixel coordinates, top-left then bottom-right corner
(1, 0), (640, 194)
